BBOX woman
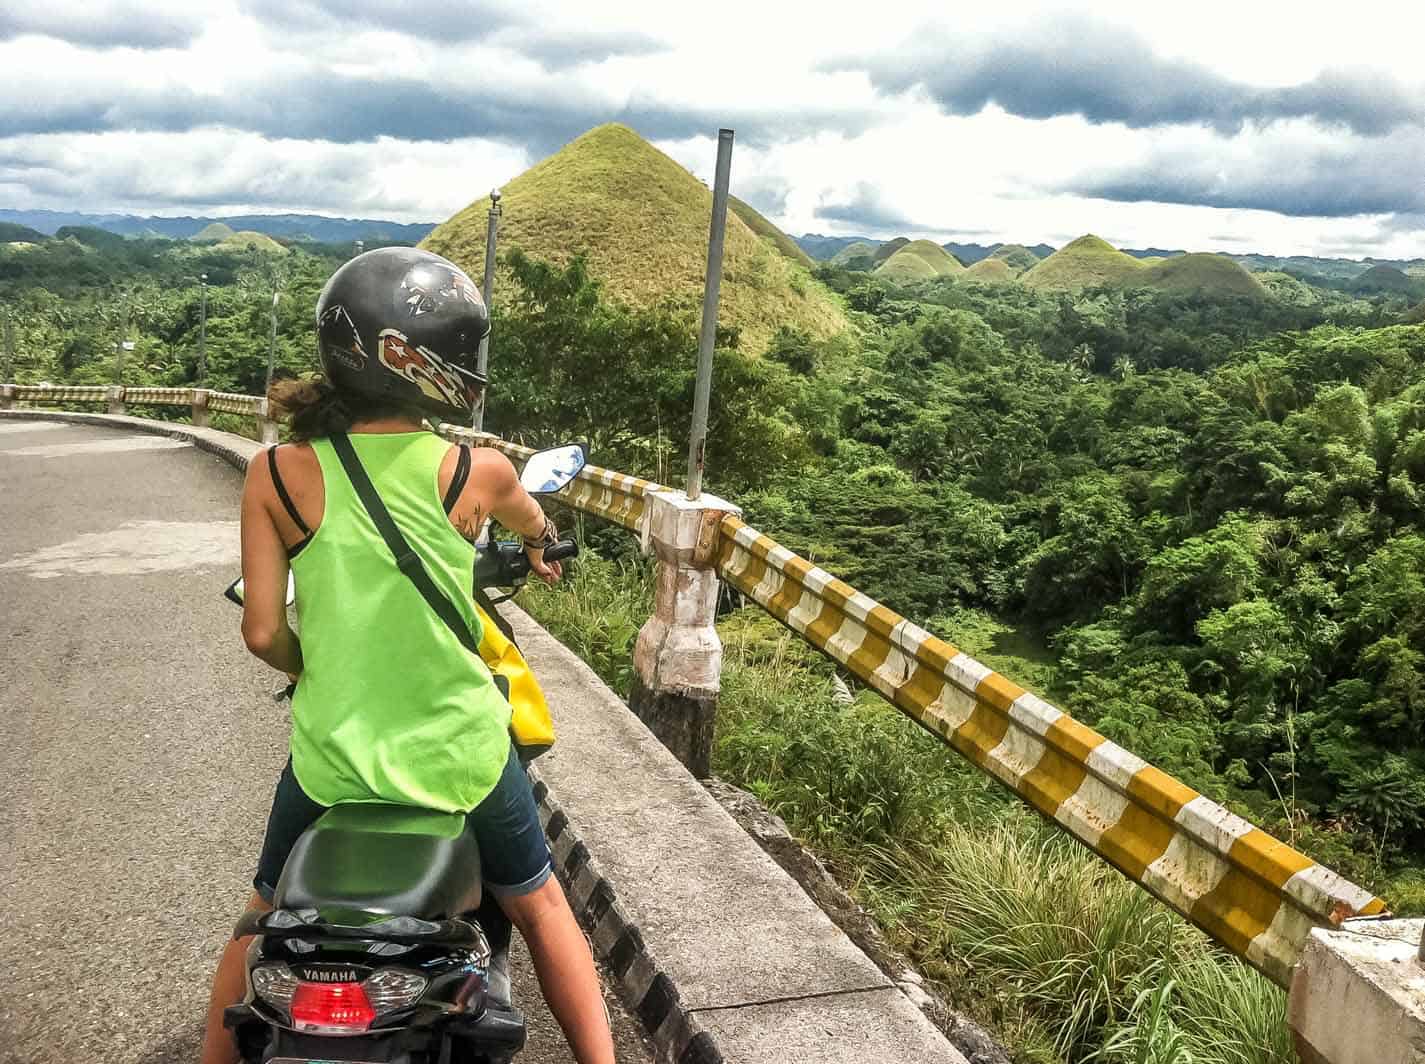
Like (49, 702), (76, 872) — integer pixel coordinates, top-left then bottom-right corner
(200, 248), (616, 1064)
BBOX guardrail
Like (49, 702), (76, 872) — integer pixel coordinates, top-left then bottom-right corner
(2, 387), (1389, 989)
(1, 384), (276, 440)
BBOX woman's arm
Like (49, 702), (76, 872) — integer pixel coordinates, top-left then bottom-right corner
(239, 456), (304, 675)
(465, 449), (563, 585)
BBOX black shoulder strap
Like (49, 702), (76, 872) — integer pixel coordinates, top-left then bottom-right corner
(328, 432), (479, 656)
(442, 443), (471, 514)
(267, 446), (311, 536)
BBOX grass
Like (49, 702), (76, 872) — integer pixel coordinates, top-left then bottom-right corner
(728, 195), (814, 268)
(875, 249), (941, 282)
(521, 550), (1297, 1064)
(1023, 235), (1148, 292)
(830, 241), (878, 265)
(1136, 254), (1267, 298)
(966, 257), (1018, 283)
(990, 244), (1043, 272)
(420, 123), (847, 355)
(896, 239), (966, 276)
(220, 230), (287, 254)
(193, 221), (237, 242)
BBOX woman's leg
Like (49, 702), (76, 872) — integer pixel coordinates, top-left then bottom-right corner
(200, 892), (270, 1064)
(498, 877), (615, 1064)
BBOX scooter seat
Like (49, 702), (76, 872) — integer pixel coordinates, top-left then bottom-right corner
(274, 804), (483, 921)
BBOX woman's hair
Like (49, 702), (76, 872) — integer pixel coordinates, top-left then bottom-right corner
(268, 376), (429, 441)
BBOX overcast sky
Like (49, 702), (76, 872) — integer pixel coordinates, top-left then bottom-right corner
(2, 0), (1423, 258)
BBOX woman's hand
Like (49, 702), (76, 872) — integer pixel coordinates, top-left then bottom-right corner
(526, 547), (562, 586)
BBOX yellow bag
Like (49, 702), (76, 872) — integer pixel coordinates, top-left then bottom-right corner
(476, 602), (555, 760)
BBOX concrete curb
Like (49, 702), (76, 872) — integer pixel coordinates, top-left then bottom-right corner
(528, 765), (723, 1064)
(0, 408), (262, 470)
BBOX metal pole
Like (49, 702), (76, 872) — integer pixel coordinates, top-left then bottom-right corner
(265, 287), (279, 395)
(197, 273), (208, 387)
(472, 188), (501, 431)
(686, 128), (734, 500)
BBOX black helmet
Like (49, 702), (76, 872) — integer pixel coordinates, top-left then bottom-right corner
(315, 247), (490, 423)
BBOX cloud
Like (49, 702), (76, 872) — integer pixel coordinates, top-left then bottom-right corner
(237, 0), (520, 42)
(815, 182), (917, 230)
(1067, 120), (1425, 217)
(492, 26), (668, 68)
(734, 176), (792, 217)
(0, 1), (203, 49)
(838, 15), (1425, 136)
(0, 129), (529, 220)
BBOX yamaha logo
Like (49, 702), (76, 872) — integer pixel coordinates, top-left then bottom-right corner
(296, 965), (366, 983)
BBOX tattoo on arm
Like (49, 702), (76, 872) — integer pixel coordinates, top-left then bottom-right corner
(456, 502), (487, 542)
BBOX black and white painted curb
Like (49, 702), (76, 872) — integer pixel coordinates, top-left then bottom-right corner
(529, 765), (723, 1064)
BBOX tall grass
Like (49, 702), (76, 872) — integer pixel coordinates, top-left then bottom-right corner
(522, 552), (1294, 1064)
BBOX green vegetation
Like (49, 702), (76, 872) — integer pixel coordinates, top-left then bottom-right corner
(522, 555), (1293, 1064)
(728, 195), (814, 268)
(221, 230), (287, 254)
(0, 221), (46, 243)
(1023, 235), (1149, 291)
(8, 161), (1425, 1059)
(1353, 264), (1414, 294)
(1138, 253), (1267, 298)
(421, 123), (847, 355)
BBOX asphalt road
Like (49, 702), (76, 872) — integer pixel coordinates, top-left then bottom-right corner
(0, 420), (653, 1064)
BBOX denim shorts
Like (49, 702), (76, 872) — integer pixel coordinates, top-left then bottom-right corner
(253, 747), (552, 904)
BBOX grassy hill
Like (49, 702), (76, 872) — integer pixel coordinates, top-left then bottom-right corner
(0, 221), (45, 243)
(1022, 234), (1148, 291)
(728, 196), (813, 268)
(1353, 264), (1413, 293)
(219, 230), (287, 254)
(1258, 271), (1325, 306)
(875, 249), (940, 283)
(1137, 253), (1267, 298)
(988, 244), (1041, 273)
(873, 237), (910, 264)
(830, 241), (877, 266)
(900, 239), (965, 275)
(1141, 253), (1266, 296)
(422, 123), (847, 354)
(965, 257), (1017, 283)
(193, 222), (236, 242)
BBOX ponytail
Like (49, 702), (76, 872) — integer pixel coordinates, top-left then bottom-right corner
(267, 375), (431, 442)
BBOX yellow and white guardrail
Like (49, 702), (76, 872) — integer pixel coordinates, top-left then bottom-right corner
(4, 385), (1387, 985)
(712, 513), (1386, 987)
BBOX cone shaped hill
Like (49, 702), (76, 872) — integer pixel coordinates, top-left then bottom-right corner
(1022, 235), (1148, 291)
(1138, 253), (1266, 298)
(964, 257), (1017, 283)
(876, 240), (965, 282)
(422, 124), (846, 354)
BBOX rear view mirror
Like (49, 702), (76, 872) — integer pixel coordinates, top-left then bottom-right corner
(519, 444), (586, 495)
(225, 571), (296, 608)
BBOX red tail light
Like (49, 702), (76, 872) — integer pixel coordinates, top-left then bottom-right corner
(290, 981), (376, 1032)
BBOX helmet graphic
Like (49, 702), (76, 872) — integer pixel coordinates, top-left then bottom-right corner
(315, 247), (490, 423)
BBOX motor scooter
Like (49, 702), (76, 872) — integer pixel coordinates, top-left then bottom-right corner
(222, 443), (584, 1064)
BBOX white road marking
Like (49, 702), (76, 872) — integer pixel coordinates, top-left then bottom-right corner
(0, 436), (190, 458)
(0, 422), (66, 435)
(0, 520), (240, 577)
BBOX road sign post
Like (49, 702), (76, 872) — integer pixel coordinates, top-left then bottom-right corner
(686, 129), (734, 501)
(473, 188), (501, 432)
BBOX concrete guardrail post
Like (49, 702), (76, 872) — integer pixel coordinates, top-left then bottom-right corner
(0, 384), (14, 410)
(106, 385), (126, 416)
(629, 489), (741, 778)
(258, 398), (280, 445)
(1287, 916), (1425, 1064)
(191, 388), (211, 428)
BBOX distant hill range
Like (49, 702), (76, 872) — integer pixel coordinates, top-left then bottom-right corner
(796, 231), (1425, 286)
(0, 208), (433, 244)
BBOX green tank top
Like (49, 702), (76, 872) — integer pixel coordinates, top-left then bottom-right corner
(288, 431), (511, 813)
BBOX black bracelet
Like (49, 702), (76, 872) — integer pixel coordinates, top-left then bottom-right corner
(522, 515), (559, 551)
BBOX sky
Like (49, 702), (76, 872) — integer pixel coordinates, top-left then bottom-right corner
(2, 0), (1423, 259)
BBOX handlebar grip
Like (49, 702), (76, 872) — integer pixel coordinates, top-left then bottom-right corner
(543, 539), (580, 564)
